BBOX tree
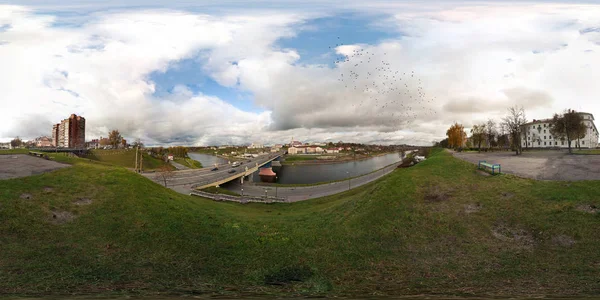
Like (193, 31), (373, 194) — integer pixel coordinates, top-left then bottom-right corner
(470, 124), (486, 151)
(502, 106), (527, 155)
(156, 165), (174, 187)
(108, 130), (122, 149)
(486, 119), (497, 149)
(446, 122), (466, 150)
(10, 137), (22, 148)
(132, 138), (144, 148)
(549, 109), (586, 154)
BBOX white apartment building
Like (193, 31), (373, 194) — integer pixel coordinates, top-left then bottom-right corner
(520, 112), (599, 149)
(248, 142), (264, 149)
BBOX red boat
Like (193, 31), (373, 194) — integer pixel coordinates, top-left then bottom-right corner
(258, 167), (277, 183)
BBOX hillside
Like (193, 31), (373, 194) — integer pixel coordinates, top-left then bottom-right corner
(1, 149), (599, 297)
(82, 149), (174, 171)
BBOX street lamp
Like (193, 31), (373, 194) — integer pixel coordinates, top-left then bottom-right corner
(347, 171), (350, 190)
(264, 189), (268, 199)
(241, 188), (244, 196)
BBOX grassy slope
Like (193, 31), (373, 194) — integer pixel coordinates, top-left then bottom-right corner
(1, 149), (600, 297)
(173, 157), (203, 169)
(573, 149), (600, 155)
(201, 186), (241, 196)
(82, 149), (174, 171)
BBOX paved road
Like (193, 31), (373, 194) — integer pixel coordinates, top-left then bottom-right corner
(452, 150), (600, 181)
(0, 154), (70, 180)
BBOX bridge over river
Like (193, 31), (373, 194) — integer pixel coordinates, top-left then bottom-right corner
(143, 151), (285, 190)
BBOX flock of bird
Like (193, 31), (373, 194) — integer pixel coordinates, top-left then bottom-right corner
(329, 37), (438, 128)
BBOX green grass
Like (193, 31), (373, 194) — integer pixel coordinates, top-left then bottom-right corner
(573, 149), (600, 155)
(81, 149), (174, 171)
(173, 157), (203, 169)
(0, 148), (30, 155)
(201, 186), (241, 196)
(1, 149), (600, 297)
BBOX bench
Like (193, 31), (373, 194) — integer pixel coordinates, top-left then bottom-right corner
(29, 151), (44, 157)
(478, 160), (501, 175)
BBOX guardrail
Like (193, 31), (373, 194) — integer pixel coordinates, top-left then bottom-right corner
(189, 190), (287, 203)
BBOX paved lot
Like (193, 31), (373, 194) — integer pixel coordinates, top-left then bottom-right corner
(453, 150), (600, 181)
(0, 154), (70, 180)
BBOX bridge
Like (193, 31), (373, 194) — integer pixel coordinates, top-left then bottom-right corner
(27, 147), (88, 154)
(144, 151), (285, 190)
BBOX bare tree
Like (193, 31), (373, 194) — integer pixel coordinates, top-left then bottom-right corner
(486, 119), (497, 150)
(502, 106), (527, 155)
(549, 109), (586, 154)
(156, 165), (174, 187)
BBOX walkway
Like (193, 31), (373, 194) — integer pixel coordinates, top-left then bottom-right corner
(170, 160), (189, 170)
(452, 150), (600, 181)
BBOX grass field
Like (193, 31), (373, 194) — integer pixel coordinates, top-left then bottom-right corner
(573, 149), (600, 155)
(0, 148), (30, 155)
(201, 186), (241, 196)
(1, 149), (600, 297)
(82, 149), (174, 171)
(173, 157), (203, 169)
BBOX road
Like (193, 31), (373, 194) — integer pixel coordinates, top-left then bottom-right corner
(142, 151), (285, 188)
(224, 161), (403, 202)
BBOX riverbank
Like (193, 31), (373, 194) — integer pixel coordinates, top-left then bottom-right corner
(281, 151), (398, 165)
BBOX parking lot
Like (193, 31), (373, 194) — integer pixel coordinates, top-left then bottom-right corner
(0, 154), (70, 180)
(453, 150), (600, 181)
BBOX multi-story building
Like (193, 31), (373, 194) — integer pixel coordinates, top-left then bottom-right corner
(520, 112), (599, 149)
(52, 114), (86, 148)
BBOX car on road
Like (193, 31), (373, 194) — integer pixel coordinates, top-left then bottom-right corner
(211, 167), (218, 171)
(228, 169), (236, 174)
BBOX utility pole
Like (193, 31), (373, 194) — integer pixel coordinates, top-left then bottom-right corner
(140, 151), (143, 173)
(135, 146), (138, 172)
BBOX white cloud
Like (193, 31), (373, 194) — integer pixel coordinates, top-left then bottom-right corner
(1, 2), (600, 146)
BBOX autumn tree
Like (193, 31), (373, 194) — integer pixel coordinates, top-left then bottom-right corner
(108, 130), (122, 149)
(549, 109), (586, 154)
(446, 122), (466, 150)
(470, 124), (487, 151)
(156, 165), (174, 187)
(502, 106), (527, 155)
(10, 137), (22, 148)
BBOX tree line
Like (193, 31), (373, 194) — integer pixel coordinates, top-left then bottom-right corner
(436, 106), (590, 154)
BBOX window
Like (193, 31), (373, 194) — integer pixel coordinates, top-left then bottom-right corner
(544, 136), (546, 139)
(528, 137), (530, 140)
(538, 141), (541, 146)
(555, 141), (557, 145)
(549, 136), (552, 139)
(562, 141), (564, 145)
(583, 141), (585, 145)
(544, 130), (546, 133)
(544, 142), (547, 145)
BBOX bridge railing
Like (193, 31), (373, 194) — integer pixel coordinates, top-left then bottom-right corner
(189, 190), (287, 203)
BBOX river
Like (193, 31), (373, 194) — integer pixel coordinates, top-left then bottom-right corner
(188, 152), (229, 168)
(251, 152), (403, 184)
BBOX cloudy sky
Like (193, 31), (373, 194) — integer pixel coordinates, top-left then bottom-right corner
(1, 0), (599, 146)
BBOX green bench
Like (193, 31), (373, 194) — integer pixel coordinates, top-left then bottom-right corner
(478, 160), (501, 175)
(29, 151), (44, 157)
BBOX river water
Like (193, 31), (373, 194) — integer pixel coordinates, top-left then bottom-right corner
(190, 152), (404, 185)
(252, 152), (403, 184)
(188, 152), (229, 168)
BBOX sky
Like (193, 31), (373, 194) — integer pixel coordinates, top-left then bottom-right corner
(1, 0), (600, 146)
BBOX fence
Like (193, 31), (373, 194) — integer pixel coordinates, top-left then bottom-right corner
(189, 190), (287, 204)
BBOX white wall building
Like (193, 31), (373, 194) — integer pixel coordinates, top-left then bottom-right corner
(248, 142), (264, 149)
(520, 112), (599, 149)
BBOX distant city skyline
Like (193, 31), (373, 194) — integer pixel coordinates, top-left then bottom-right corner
(1, 1), (599, 146)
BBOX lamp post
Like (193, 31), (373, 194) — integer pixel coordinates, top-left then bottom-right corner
(347, 171), (350, 190)
(241, 188), (244, 196)
(264, 189), (268, 199)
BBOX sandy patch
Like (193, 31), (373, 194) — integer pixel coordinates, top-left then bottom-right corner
(73, 198), (93, 205)
(576, 204), (598, 214)
(552, 235), (576, 248)
(50, 210), (75, 224)
(464, 203), (482, 214)
(19, 193), (32, 200)
(491, 223), (535, 250)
